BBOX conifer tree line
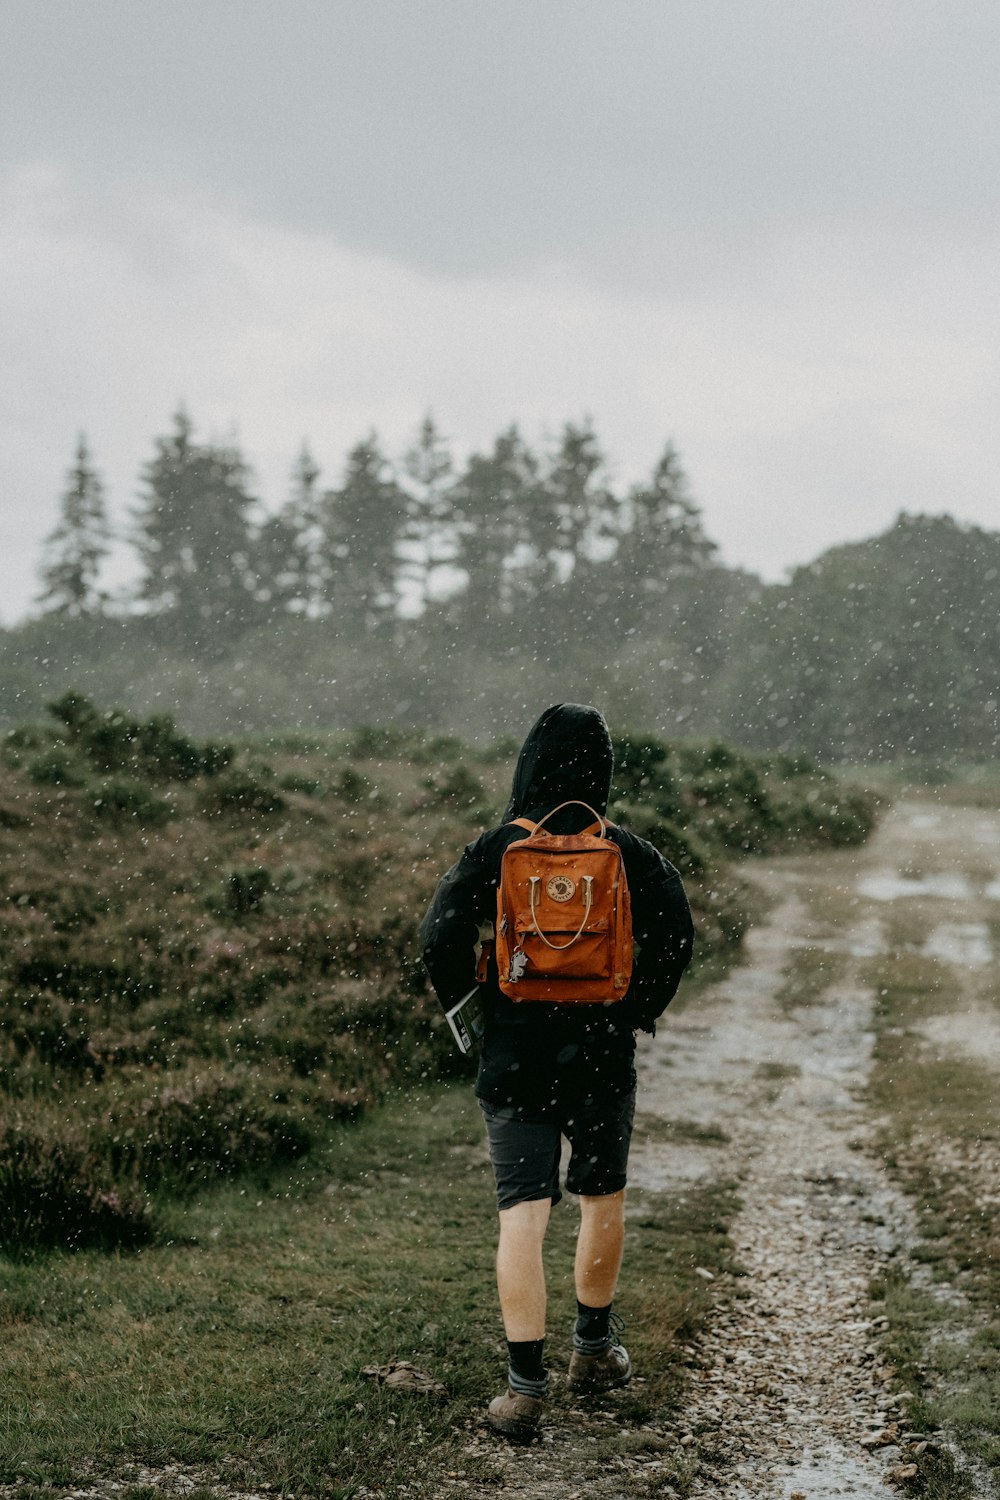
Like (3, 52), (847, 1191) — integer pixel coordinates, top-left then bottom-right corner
(25, 408), (1000, 761)
(36, 407), (732, 657)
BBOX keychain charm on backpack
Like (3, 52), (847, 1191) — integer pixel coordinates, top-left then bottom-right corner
(508, 948), (528, 983)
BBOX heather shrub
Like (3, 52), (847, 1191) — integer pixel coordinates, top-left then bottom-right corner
(91, 775), (172, 826)
(344, 723), (414, 759)
(102, 1069), (317, 1193)
(418, 764), (490, 815)
(224, 866), (272, 915)
(332, 766), (378, 803)
(3, 722), (52, 762)
(278, 770), (327, 797)
(0, 994), (98, 1075)
(202, 769), (285, 815)
(27, 746), (88, 787)
(475, 733), (521, 764)
(408, 733), (464, 765)
(610, 801), (711, 877)
(0, 1122), (151, 1258)
(0, 704), (879, 1257)
(48, 691), (233, 781)
(0, 800), (27, 828)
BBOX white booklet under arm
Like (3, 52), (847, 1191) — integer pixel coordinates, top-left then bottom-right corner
(445, 987), (485, 1055)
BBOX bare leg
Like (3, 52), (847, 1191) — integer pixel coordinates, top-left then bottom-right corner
(496, 1197), (552, 1340)
(575, 1189), (626, 1308)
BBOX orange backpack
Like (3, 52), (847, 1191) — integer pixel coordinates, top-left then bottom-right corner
(494, 800), (632, 1004)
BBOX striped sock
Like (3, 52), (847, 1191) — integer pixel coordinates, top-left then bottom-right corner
(507, 1338), (548, 1398)
(573, 1300), (612, 1353)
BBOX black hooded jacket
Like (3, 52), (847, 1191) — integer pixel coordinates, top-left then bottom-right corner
(420, 704), (694, 1110)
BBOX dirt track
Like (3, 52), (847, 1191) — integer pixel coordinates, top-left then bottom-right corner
(470, 799), (1000, 1498)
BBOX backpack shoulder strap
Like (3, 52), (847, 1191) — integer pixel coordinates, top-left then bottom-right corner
(507, 817), (537, 835)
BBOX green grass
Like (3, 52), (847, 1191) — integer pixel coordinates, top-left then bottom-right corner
(633, 1116), (731, 1147)
(0, 1083), (739, 1498)
(867, 948), (1000, 1494)
(850, 759), (1000, 809)
(774, 944), (843, 1012)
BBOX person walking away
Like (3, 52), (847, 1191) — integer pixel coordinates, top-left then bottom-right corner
(420, 703), (694, 1442)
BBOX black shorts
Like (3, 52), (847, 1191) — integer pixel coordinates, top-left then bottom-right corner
(479, 1088), (636, 1211)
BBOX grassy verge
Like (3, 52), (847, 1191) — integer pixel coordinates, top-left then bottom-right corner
(1, 1081), (738, 1500)
(867, 935), (1000, 1497)
(850, 758), (1000, 810)
(774, 944), (844, 1013)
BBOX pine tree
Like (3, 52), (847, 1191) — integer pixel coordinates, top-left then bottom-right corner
(400, 414), (456, 612)
(451, 426), (543, 638)
(132, 407), (259, 647)
(541, 421), (619, 582)
(613, 442), (717, 633)
(37, 435), (111, 616)
(252, 444), (322, 617)
(316, 434), (406, 632)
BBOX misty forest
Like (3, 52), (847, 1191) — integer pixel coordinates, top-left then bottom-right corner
(6, 407), (999, 763)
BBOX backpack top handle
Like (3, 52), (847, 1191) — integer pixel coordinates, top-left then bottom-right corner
(528, 800), (607, 838)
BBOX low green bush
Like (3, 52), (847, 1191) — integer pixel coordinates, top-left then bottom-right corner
(332, 766), (378, 803)
(202, 770), (285, 815)
(48, 691), (233, 781)
(92, 776), (173, 825)
(419, 763), (488, 811)
(27, 746), (89, 787)
(0, 1123), (151, 1258)
(224, 866), (272, 916)
(278, 770), (327, 797)
(3, 722), (53, 758)
(0, 994), (99, 1075)
(344, 723), (414, 759)
(610, 801), (711, 876)
(101, 1070), (318, 1194)
(408, 733), (464, 764)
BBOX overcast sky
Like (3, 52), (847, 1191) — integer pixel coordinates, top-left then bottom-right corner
(2, 0), (998, 622)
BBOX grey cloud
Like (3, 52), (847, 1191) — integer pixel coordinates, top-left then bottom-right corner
(2, 0), (998, 285)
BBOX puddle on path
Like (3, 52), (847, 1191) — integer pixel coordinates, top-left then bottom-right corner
(627, 1141), (715, 1194)
(923, 921), (993, 968)
(857, 870), (976, 901)
(917, 1004), (1000, 1068)
(844, 916), (884, 958)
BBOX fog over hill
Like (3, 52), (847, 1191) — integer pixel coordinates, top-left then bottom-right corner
(4, 412), (997, 763)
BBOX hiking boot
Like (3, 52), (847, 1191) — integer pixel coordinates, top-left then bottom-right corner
(567, 1314), (632, 1394)
(486, 1386), (545, 1443)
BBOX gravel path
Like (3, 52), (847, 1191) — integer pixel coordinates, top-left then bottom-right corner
(639, 886), (912, 1498)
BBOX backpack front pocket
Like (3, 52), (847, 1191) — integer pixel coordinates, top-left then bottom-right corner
(513, 920), (612, 981)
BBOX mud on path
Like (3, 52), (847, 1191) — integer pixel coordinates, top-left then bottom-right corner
(466, 800), (1000, 1499)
